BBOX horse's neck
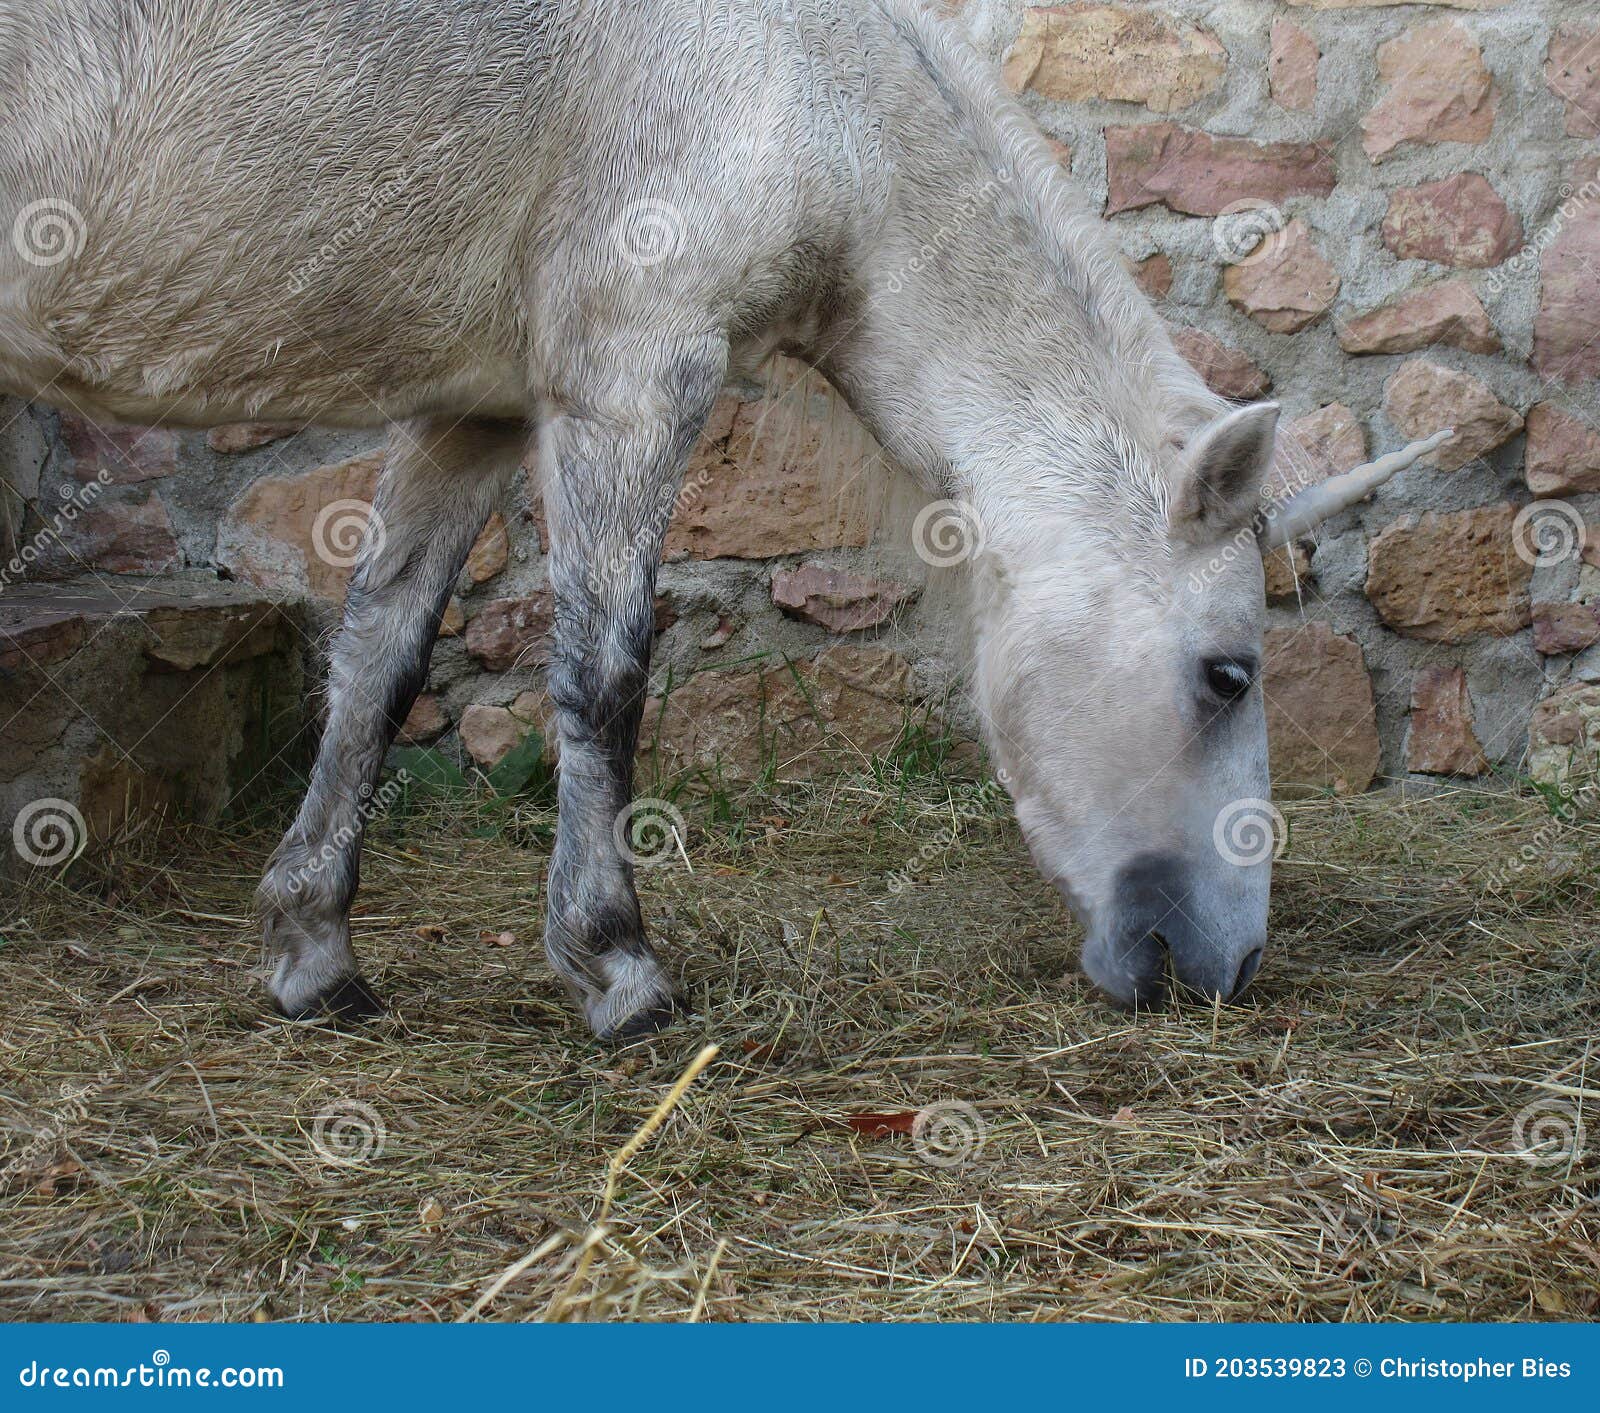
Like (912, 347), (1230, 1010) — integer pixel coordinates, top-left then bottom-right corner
(815, 154), (1141, 511)
(811, 27), (1198, 511)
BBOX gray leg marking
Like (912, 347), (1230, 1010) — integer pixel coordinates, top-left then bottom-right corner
(541, 332), (728, 1039)
(260, 417), (526, 1019)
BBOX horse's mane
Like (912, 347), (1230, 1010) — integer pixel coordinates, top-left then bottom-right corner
(873, 0), (1234, 554)
(876, 0), (1220, 428)
(877, 2), (1354, 540)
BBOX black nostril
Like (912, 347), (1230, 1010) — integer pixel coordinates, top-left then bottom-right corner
(1230, 947), (1265, 1000)
(1130, 975), (1169, 1011)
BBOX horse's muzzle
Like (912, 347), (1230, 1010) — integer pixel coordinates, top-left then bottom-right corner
(1082, 852), (1267, 1009)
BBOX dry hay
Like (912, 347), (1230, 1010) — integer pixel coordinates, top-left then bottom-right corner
(1, 763), (1597, 1322)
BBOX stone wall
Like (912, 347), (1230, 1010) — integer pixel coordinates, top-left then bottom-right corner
(4, 0), (1600, 825)
(965, 0), (1600, 793)
(0, 578), (309, 873)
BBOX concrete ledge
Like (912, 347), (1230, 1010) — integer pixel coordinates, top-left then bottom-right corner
(1, 576), (311, 873)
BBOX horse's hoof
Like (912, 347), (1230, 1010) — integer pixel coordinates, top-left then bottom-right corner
(597, 999), (680, 1044)
(584, 949), (679, 1042)
(274, 974), (385, 1024)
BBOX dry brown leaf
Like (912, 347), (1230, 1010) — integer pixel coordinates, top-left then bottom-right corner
(35, 1158), (82, 1197)
(847, 1112), (917, 1137)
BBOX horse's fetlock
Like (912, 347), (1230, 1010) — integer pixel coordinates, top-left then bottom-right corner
(259, 843), (351, 921)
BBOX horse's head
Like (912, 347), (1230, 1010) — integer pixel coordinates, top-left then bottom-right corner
(972, 402), (1447, 1009)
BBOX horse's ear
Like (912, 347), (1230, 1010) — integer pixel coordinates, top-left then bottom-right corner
(1171, 402), (1278, 539)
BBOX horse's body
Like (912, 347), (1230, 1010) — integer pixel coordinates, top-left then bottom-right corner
(0, 0), (1421, 1034)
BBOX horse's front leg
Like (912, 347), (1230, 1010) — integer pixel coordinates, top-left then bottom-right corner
(259, 417), (526, 1019)
(542, 331), (728, 1039)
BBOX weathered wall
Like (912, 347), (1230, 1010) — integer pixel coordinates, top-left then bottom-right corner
(0, 578), (309, 872)
(4, 0), (1599, 811)
(963, 0), (1600, 792)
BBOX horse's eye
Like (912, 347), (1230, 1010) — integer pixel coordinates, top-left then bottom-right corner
(1204, 658), (1255, 702)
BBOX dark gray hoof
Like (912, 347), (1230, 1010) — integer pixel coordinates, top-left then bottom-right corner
(598, 999), (680, 1044)
(275, 975), (385, 1024)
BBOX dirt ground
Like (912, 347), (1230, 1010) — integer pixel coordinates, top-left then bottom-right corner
(1, 759), (1597, 1322)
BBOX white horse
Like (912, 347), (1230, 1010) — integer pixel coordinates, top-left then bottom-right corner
(0, 0), (1440, 1036)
